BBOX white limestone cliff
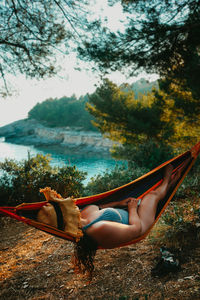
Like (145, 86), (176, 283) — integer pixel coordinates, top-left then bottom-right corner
(0, 119), (116, 152)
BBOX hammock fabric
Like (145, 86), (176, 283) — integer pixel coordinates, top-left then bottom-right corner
(0, 141), (200, 249)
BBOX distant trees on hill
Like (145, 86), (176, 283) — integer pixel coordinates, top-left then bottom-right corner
(87, 78), (200, 169)
(28, 79), (156, 131)
(120, 78), (158, 99)
(28, 95), (97, 131)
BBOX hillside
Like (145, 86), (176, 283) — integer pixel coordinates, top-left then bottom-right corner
(27, 78), (158, 130)
(121, 78), (158, 98)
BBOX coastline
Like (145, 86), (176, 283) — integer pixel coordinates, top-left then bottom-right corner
(0, 118), (117, 155)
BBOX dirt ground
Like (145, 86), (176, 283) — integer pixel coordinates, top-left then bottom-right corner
(0, 217), (200, 300)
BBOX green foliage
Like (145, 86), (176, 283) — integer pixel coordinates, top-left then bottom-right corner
(0, 0), (90, 96)
(78, 0), (200, 101)
(84, 164), (148, 196)
(87, 78), (200, 170)
(149, 158), (200, 247)
(152, 80), (200, 150)
(175, 157), (200, 197)
(28, 95), (97, 131)
(113, 141), (174, 170)
(87, 79), (172, 143)
(87, 78), (179, 169)
(0, 154), (86, 206)
(158, 196), (200, 249)
(120, 78), (158, 99)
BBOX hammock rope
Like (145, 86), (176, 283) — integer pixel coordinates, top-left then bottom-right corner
(0, 141), (200, 248)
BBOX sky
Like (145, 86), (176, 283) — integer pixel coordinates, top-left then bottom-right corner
(0, 1), (159, 127)
(0, 55), (100, 127)
(0, 63), (158, 127)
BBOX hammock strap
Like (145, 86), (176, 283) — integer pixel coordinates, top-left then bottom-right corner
(49, 201), (64, 231)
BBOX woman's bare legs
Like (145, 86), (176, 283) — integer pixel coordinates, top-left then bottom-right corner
(137, 164), (174, 234)
(80, 164), (174, 235)
(138, 158), (190, 234)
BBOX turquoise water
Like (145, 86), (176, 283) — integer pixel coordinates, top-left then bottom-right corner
(0, 138), (124, 184)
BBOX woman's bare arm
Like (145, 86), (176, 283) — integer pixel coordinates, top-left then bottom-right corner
(86, 221), (142, 248)
(99, 197), (134, 209)
(86, 199), (142, 248)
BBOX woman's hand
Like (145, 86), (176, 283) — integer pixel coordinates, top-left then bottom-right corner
(128, 198), (141, 226)
(99, 197), (140, 209)
(127, 198), (139, 210)
(118, 197), (137, 207)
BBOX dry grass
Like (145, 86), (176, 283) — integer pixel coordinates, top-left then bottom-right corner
(0, 205), (200, 300)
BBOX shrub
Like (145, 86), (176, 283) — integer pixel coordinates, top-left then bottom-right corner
(84, 163), (148, 196)
(0, 154), (86, 206)
(175, 156), (200, 198)
(149, 189), (200, 249)
(113, 140), (174, 170)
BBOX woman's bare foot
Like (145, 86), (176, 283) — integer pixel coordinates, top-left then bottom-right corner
(168, 157), (190, 189)
(168, 169), (181, 189)
(163, 164), (174, 183)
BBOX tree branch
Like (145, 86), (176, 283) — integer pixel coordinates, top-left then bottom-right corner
(0, 40), (32, 61)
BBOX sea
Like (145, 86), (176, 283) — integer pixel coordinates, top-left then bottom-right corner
(0, 137), (125, 185)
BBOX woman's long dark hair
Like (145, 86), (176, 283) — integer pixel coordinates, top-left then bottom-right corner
(73, 233), (98, 278)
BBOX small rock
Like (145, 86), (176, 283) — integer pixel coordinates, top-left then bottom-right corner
(184, 276), (194, 280)
(23, 284), (29, 289)
(23, 282), (29, 289)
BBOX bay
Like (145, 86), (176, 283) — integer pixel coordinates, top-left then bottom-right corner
(0, 138), (125, 185)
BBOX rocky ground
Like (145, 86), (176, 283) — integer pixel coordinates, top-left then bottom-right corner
(0, 215), (199, 300)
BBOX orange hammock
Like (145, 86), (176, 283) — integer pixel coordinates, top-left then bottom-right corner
(0, 141), (200, 249)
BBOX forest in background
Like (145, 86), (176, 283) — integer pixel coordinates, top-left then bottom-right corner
(28, 94), (96, 131)
(1, 0), (199, 166)
(28, 74), (199, 171)
(28, 78), (157, 131)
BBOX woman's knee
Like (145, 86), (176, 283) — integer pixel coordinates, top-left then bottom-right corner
(140, 218), (155, 234)
(140, 191), (158, 206)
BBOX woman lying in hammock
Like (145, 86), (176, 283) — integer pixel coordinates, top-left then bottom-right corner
(36, 163), (182, 276)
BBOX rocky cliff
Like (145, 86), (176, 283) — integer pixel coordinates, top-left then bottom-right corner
(0, 119), (115, 153)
